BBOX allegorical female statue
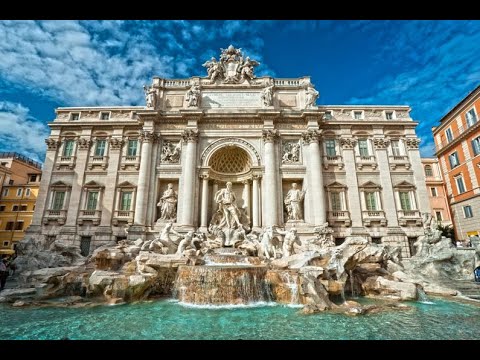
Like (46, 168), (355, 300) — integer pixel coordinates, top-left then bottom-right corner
(157, 183), (178, 221)
(284, 183), (306, 221)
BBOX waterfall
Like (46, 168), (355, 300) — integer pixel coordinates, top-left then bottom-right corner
(349, 270), (357, 298)
(417, 286), (434, 304)
(281, 272), (299, 305)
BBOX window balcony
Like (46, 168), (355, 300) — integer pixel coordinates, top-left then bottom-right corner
(78, 209), (102, 225)
(112, 210), (134, 225)
(88, 155), (109, 170)
(362, 210), (387, 227)
(327, 210), (351, 226)
(389, 155), (411, 170)
(43, 209), (67, 225)
(120, 155), (140, 170)
(397, 210), (422, 226)
(56, 156), (76, 170)
(356, 155), (377, 170)
(323, 155), (344, 170)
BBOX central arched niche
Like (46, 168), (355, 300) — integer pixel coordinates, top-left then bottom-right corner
(208, 145), (252, 180)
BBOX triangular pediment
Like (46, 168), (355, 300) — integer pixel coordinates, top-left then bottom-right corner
(84, 180), (104, 188)
(394, 180), (416, 189)
(117, 181), (136, 188)
(326, 181), (346, 189)
(359, 181), (381, 189)
(51, 180), (70, 187)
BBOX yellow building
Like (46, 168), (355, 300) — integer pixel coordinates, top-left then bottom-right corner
(0, 153), (42, 255)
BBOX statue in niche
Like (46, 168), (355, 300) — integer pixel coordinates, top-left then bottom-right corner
(284, 183), (306, 221)
(143, 85), (157, 108)
(185, 83), (201, 107)
(261, 85), (274, 107)
(213, 182), (242, 229)
(305, 85), (319, 108)
(276, 227), (302, 258)
(282, 140), (301, 164)
(157, 183), (178, 221)
(161, 140), (181, 163)
(202, 57), (224, 83)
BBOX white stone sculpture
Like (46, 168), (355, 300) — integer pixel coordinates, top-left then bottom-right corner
(305, 85), (319, 108)
(143, 85), (157, 108)
(259, 226), (278, 260)
(157, 184), (178, 221)
(161, 140), (181, 163)
(141, 222), (181, 254)
(284, 183), (306, 221)
(261, 85), (274, 107)
(282, 140), (301, 163)
(202, 57), (223, 83)
(276, 227), (302, 258)
(313, 223), (335, 248)
(212, 182), (242, 230)
(239, 57), (260, 82)
(185, 84), (201, 107)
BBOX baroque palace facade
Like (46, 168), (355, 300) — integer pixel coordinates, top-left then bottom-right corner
(27, 46), (429, 257)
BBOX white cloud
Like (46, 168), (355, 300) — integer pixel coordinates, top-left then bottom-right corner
(0, 102), (49, 163)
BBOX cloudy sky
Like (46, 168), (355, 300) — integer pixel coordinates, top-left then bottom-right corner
(1, 20), (479, 162)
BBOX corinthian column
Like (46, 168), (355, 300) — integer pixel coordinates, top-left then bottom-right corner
(262, 129), (279, 227)
(134, 131), (155, 225)
(179, 129), (199, 226)
(252, 174), (261, 228)
(200, 174), (209, 228)
(302, 130), (326, 225)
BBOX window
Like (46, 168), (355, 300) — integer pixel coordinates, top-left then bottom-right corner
(86, 191), (99, 210)
(0, 206), (5, 211)
(29, 175), (37, 182)
(70, 112), (80, 121)
(463, 205), (473, 218)
(435, 211), (443, 221)
(455, 176), (466, 194)
(445, 128), (453, 143)
(25, 188), (31, 197)
(399, 191), (412, 211)
(371, 237), (382, 244)
(449, 152), (459, 169)
(324, 111), (332, 120)
(100, 112), (110, 120)
(95, 140), (106, 157)
(2, 241), (9, 247)
(391, 140), (401, 156)
(120, 191), (132, 211)
(353, 111), (363, 120)
(20, 205), (27, 211)
(385, 111), (394, 120)
(12, 205), (19, 211)
(430, 187), (437, 197)
(365, 192), (377, 211)
(127, 140), (138, 156)
(52, 191), (65, 210)
(466, 108), (477, 127)
(5, 222), (14, 230)
(325, 139), (336, 157)
(80, 236), (92, 256)
(8, 180), (13, 185)
(358, 139), (369, 157)
(424, 165), (433, 177)
(16, 188), (23, 197)
(63, 139), (75, 157)
(472, 136), (480, 156)
(2, 188), (8, 196)
(330, 192), (342, 211)
(15, 222), (24, 230)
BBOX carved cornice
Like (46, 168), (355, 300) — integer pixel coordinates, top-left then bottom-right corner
(373, 137), (390, 149)
(76, 138), (92, 150)
(45, 138), (60, 151)
(181, 129), (199, 143)
(262, 129), (279, 143)
(340, 138), (357, 150)
(301, 129), (321, 144)
(109, 137), (124, 150)
(405, 137), (421, 149)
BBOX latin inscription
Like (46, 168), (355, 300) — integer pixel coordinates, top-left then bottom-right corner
(202, 92), (260, 108)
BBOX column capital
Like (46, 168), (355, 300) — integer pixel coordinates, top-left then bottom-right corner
(252, 173), (263, 180)
(181, 129), (199, 143)
(301, 129), (322, 144)
(405, 137), (421, 149)
(199, 174), (209, 180)
(340, 137), (357, 150)
(262, 129), (279, 143)
(76, 137), (92, 150)
(373, 137), (390, 150)
(139, 130), (156, 143)
(109, 137), (124, 150)
(242, 179), (250, 185)
(45, 138), (60, 151)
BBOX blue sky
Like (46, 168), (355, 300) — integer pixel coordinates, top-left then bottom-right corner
(1, 20), (479, 163)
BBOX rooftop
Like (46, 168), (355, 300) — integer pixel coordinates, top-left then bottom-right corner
(0, 152), (42, 169)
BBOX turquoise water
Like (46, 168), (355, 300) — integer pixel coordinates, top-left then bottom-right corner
(1, 299), (479, 340)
